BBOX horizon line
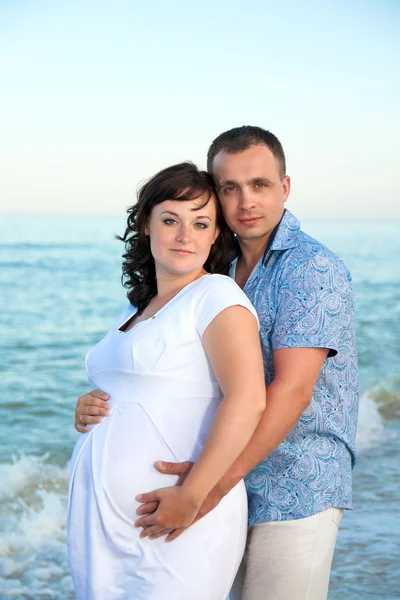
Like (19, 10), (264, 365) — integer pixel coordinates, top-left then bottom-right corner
(1, 211), (399, 222)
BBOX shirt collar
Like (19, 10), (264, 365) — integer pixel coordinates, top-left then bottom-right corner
(269, 209), (301, 250)
(231, 209), (301, 273)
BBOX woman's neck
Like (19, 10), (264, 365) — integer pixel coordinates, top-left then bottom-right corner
(154, 268), (207, 301)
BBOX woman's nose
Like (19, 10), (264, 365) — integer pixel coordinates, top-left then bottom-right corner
(176, 225), (191, 244)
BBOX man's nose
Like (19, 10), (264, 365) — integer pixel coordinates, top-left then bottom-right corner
(238, 190), (256, 210)
(176, 224), (191, 243)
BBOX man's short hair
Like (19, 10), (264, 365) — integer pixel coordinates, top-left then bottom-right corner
(207, 125), (286, 179)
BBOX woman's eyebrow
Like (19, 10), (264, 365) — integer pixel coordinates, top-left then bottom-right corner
(160, 210), (211, 220)
(160, 210), (179, 216)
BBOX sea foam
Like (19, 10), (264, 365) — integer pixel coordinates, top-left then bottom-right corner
(0, 455), (72, 598)
(356, 390), (385, 451)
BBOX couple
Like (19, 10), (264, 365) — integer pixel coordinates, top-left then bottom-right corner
(69, 126), (359, 600)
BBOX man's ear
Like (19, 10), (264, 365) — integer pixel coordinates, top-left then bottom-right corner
(282, 175), (291, 203)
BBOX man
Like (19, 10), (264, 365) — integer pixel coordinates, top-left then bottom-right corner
(75, 126), (358, 599)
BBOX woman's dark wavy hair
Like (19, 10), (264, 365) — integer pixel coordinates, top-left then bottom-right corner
(117, 162), (235, 313)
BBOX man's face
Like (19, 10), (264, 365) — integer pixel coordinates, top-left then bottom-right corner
(212, 144), (290, 245)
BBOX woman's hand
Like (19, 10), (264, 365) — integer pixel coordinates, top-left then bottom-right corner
(75, 390), (110, 433)
(135, 460), (194, 517)
(134, 486), (202, 540)
(136, 477), (228, 542)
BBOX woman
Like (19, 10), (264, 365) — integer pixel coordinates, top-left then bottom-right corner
(67, 162), (265, 599)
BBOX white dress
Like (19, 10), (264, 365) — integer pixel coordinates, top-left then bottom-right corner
(68, 274), (258, 600)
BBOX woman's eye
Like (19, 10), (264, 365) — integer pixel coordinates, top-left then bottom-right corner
(195, 222), (208, 229)
(163, 218), (176, 225)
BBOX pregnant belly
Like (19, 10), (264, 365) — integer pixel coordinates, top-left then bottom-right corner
(70, 402), (184, 524)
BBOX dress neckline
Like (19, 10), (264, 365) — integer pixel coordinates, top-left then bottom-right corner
(118, 273), (210, 334)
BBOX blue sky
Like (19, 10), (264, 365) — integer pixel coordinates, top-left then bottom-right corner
(1, 0), (399, 218)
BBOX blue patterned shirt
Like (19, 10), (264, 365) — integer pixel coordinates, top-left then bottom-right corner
(232, 210), (359, 524)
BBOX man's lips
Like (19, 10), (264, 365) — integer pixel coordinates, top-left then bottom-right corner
(238, 217), (262, 226)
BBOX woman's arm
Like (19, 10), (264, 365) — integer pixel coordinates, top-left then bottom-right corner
(180, 304), (265, 501)
(135, 304), (265, 537)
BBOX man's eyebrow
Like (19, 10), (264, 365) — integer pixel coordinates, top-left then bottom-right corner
(218, 177), (273, 190)
(251, 177), (273, 185)
(217, 179), (238, 189)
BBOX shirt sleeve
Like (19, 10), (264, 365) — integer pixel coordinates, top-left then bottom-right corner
(195, 274), (259, 337)
(272, 252), (355, 357)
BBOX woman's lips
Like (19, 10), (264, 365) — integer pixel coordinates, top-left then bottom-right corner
(171, 249), (195, 255)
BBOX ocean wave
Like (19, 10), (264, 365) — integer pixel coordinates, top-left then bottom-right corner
(0, 454), (68, 504)
(0, 455), (73, 599)
(368, 382), (400, 421)
(355, 382), (400, 453)
(356, 391), (384, 451)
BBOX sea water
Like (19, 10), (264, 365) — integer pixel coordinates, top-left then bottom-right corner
(1, 215), (399, 599)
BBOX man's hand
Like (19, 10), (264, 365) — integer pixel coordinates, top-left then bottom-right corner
(135, 460), (226, 542)
(75, 390), (110, 433)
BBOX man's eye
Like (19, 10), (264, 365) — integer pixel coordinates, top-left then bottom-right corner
(163, 218), (176, 225)
(224, 186), (237, 193)
(255, 182), (267, 188)
(195, 222), (208, 229)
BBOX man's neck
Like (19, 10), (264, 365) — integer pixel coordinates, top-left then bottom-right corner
(234, 211), (285, 288)
(235, 237), (268, 289)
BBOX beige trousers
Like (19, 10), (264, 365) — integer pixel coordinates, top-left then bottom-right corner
(230, 508), (343, 600)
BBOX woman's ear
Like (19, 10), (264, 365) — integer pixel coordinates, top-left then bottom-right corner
(144, 219), (150, 236)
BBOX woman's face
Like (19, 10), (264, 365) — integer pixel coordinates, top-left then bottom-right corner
(145, 193), (220, 279)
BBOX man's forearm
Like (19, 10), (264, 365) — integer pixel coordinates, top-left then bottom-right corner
(219, 380), (311, 494)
